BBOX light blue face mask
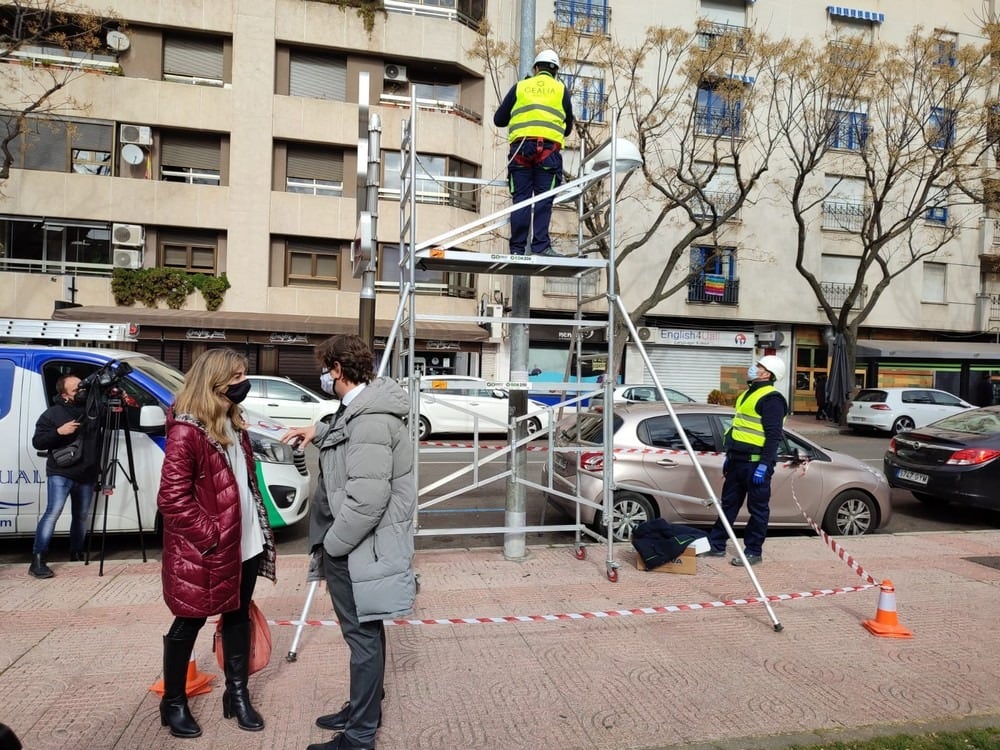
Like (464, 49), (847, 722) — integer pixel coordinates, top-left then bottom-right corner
(320, 369), (337, 396)
(747, 365), (760, 380)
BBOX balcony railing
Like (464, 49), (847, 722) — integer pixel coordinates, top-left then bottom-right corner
(822, 200), (868, 232)
(819, 281), (868, 310)
(691, 190), (740, 220)
(695, 105), (742, 137)
(384, 0), (484, 29)
(687, 277), (739, 304)
(379, 93), (482, 124)
(555, 0), (610, 35)
(697, 21), (747, 52)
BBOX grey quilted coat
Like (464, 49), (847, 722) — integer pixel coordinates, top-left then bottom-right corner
(308, 377), (416, 622)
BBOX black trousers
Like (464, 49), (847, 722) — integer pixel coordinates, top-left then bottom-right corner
(325, 551), (385, 747)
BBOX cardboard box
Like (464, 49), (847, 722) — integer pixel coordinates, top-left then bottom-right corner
(635, 547), (697, 575)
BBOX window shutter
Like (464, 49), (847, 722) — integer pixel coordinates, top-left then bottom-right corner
(289, 53), (346, 100)
(163, 36), (224, 80)
(160, 135), (220, 170)
(287, 146), (344, 181)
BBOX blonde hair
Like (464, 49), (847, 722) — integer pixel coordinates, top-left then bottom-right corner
(174, 348), (248, 445)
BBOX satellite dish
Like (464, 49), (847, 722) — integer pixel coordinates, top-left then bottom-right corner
(106, 30), (131, 52)
(121, 143), (145, 166)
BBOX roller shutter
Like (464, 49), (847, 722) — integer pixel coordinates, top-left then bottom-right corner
(638, 345), (752, 403)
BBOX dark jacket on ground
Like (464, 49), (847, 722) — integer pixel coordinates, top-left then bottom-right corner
(157, 411), (276, 618)
(308, 377), (416, 623)
(31, 398), (100, 483)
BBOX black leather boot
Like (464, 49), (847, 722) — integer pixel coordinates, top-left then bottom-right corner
(28, 554), (54, 579)
(159, 635), (202, 738)
(221, 621), (264, 731)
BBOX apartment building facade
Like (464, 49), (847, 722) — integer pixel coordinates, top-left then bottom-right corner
(2, 0), (999, 409)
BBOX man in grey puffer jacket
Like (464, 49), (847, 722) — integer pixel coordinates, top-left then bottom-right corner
(282, 334), (415, 750)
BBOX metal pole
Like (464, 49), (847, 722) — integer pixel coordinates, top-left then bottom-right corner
(504, 0), (536, 561)
(360, 114), (382, 348)
(356, 71), (376, 348)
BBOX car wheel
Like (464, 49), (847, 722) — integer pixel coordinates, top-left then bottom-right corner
(598, 491), (655, 543)
(417, 416), (431, 441)
(891, 416), (915, 434)
(525, 417), (542, 436)
(912, 491), (949, 505)
(821, 490), (877, 536)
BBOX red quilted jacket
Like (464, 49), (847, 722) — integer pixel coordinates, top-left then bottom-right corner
(158, 412), (256, 617)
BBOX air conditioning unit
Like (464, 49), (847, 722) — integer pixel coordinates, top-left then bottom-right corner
(119, 124), (152, 146)
(384, 63), (408, 83)
(113, 248), (142, 270)
(637, 326), (658, 342)
(112, 223), (144, 247)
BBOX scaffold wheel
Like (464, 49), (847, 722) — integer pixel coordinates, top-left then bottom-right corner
(606, 565), (618, 583)
(574, 546), (586, 560)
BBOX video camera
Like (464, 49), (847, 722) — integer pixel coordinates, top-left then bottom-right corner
(74, 360), (134, 407)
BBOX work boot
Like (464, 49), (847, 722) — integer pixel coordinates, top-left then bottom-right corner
(28, 554), (54, 579)
(70, 550), (85, 562)
(221, 621), (264, 731)
(159, 635), (202, 738)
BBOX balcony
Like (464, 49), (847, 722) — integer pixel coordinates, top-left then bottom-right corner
(822, 200), (868, 232)
(819, 281), (868, 310)
(384, 0), (485, 29)
(697, 21), (747, 52)
(687, 277), (739, 304)
(692, 190), (740, 220)
(695, 105), (742, 137)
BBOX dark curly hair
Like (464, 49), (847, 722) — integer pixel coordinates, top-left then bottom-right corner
(314, 334), (375, 385)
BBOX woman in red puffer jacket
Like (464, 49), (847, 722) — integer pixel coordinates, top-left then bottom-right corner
(156, 348), (276, 739)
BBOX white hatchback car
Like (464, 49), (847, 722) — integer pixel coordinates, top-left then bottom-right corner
(589, 384), (696, 407)
(245, 375), (340, 427)
(846, 387), (974, 435)
(417, 376), (551, 440)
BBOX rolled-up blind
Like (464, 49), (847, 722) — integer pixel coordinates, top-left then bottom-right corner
(289, 53), (346, 100)
(287, 145), (343, 181)
(160, 135), (220, 170)
(163, 36), (224, 80)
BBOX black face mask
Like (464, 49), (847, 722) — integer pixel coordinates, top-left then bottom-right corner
(223, 380), (252, 404)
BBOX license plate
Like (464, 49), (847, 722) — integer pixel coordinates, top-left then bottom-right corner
(852, 416), (866, 422)
(896, 468), (929, 485)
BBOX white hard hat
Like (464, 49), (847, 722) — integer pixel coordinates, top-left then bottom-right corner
(757, 355), (786, 383)
(533, 49), (560, 70)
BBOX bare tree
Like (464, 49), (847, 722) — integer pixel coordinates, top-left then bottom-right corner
(0, 1), (118, 182)
(772, 27), (998, 385)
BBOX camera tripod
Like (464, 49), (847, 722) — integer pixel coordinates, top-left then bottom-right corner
(86, 386), (147, 576)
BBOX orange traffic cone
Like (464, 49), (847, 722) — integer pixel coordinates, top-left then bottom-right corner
(149, 654), (215, 697)
(862, 579), (913, 639)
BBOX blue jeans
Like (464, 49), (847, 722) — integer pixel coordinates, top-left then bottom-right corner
(32, 474), (94, 555)
(507, 139), (563, 254)
(706, 458), (772, 557)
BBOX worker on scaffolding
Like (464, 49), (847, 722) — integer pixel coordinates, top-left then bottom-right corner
(494, 49), (575, 257)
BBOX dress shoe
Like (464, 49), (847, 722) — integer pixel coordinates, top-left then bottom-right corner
(28, 554), (54, 579)
(316, 691), (384, 731)
(306, 732), (374, 750)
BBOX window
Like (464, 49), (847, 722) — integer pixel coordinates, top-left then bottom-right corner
(688, 245), (738, 304)
(288, 50), (347, 100)
(922, 262), (946, 303)
(695, 80), (743, 137)
(697, 0), (747, 49)
(929, 107), (955, 150)
(160, 132), (222, 185)
(560, 63), (605, 124)
(412, 81), (459, 104)
(828, 102), (869, 151)
(692, 164), (739, 219)
(554, 0), (609, 35)
(820, 255), (866, 310)
(0, 218), (112, 274)
(163, 34), (226, 86)
(0, 7), (120, 72)
(381, 152), (479, 210)
(0, 115), (113, 175)
(376, 244), (475, 297)
(639, 414), (716, 452)
(285, 240), (341, 288)
(160, 233), (218, 273)
(925, 186), (948, 225)
(823, 175), (866, 231)
(934, 31), (957, 67)
(285, 143), (344, 196)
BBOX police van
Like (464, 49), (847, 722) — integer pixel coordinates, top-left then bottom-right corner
(0, 320), (310, 540)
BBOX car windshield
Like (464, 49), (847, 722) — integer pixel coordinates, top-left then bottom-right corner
(929, 409), (1000, 435)
(122, 354), (186, 395)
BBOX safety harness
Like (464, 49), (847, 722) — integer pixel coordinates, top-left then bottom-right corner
(511, 137), (561, 168)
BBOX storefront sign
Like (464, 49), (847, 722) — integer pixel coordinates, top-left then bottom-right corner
(269, 333), (309, 344)
(657, 328), (754, 348)
(186, 329), (226, 340)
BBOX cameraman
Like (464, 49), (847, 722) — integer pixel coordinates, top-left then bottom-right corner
(28, 375), (100, 579)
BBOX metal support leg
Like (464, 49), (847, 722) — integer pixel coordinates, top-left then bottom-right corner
(286, 578), (322, 662)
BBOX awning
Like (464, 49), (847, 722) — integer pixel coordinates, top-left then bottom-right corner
(856, 339), (1000, 361)
(827, 6), (885, 23)
(51, 306), (490, 343)
(727, 73), (756, 85)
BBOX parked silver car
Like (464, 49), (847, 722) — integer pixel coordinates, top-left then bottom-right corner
(543, 403), (891, 543)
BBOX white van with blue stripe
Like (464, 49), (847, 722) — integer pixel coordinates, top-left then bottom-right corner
(0, 345), (309, 539)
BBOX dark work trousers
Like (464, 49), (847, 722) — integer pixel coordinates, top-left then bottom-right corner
(507, 138), (563, 255)
(325, 551), (385, 747)
(706, 458), (772, 557)
(165, 554), (262, 641)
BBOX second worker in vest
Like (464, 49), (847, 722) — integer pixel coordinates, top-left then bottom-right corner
(493, 49), (575, 257)
(705, 355), (788, 567)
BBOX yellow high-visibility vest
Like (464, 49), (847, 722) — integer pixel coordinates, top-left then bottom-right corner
(728, 385), (778, 448)
(508, 73), (568, 145)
